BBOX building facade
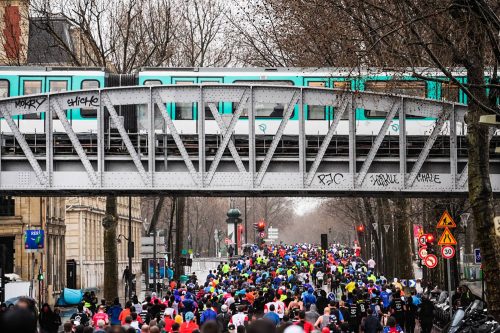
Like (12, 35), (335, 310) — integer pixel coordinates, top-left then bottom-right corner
(0, 196), (66, 304)
(65, 197), (142, 293)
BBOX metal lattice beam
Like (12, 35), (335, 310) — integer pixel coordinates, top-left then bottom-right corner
(0, 84), (496, 195)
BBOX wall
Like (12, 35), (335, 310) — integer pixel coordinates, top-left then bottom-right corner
(65, 197), (142, 292)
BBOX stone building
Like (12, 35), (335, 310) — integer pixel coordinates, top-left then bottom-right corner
(65, 197), (143, 292)
(0, 196), (66, 304)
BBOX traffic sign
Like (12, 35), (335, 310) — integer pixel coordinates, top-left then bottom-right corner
(424, 254), (438, 269)
(408, 279), (417, 288)
(437, 227), (457, 246)
(418, 235), (427, 246)
(268, 227), (279, 239)
(474, 248), (481, 264)
(441, 245), (455, 259)
(436, 210), (457, 228)
(418, 247), (428, 260)
(224, 238), (233, 245)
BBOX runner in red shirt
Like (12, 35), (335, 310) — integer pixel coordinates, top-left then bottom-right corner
(92, 305), (109, 327)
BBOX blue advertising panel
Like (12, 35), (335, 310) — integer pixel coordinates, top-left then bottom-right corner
(474, 248), (481, 264)
(24, 229), (44, 251)
(148, 258), (166, 280)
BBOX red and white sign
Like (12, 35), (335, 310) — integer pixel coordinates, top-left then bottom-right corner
(418, 247), (428, 260)
(418, 235), (427, 247)
(424, 254), (438, 269)
(224, 238), (233, 245)
(441, 245), (455, 259)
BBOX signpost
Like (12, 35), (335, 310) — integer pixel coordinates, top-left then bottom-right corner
(436, 211), (457, 320)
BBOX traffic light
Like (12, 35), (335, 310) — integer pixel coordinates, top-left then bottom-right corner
(257, 220), (266, 232)
(356, 225), (365, 232)
(425, 233), (435, 254)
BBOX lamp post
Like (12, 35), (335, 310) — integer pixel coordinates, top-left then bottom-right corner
(226, 208), (242, 256)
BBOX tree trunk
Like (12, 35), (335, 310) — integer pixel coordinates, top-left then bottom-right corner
(464, 17), (500, 318)
(394, 199), (414, 279)
(102, 196), (118, 303)
(174, 197), (185, 280)
(167, 198), (176, 267)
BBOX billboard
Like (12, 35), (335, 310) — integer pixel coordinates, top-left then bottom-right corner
(24, 229), (44, 251)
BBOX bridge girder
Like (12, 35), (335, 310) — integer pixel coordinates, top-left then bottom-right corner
(0, 84), (498, 196)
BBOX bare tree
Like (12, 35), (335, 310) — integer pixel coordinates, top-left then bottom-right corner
(30, 0), (179, 71)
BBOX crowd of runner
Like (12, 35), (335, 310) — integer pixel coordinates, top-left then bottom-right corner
(0, 243), (439, 333)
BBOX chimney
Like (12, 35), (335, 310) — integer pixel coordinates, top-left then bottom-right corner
(0, 0), (29, 65)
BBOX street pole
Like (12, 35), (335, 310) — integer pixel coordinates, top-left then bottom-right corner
(153, 226), (157, 292)
(447, 258), (453, 319)
(128, 196), (132, 299)
(244, 197), (247, 244)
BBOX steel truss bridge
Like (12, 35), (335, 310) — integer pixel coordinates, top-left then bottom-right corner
(0, 84), (498, 196)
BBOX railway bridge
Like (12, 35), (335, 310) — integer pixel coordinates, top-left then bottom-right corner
(0, 84), (498, 196)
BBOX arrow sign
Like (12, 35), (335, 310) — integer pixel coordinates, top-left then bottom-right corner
(437, 227), (457, 246)
(437, 210), (457, 228)
(424, 254), (438, 269)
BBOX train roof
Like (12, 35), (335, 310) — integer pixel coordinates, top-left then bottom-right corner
(0, 66), (106, 76)
(139, 67), (482, 77)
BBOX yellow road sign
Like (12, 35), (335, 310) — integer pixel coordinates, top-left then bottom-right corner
(437, 210), (457, 228)
(438, 227), (457, 246)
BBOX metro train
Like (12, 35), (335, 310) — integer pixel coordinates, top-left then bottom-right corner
(0, 66), (481, 136)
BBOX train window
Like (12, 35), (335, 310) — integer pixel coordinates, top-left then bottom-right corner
(50, 81), (68, 119)
(82, 80), (100, 90)
(364, 80), (426, 118)
(0, 80), (9, 98)
(333, 81), (351, 120)
(232, 80), (294, 117)
(175, 81), (193, 120)
(308, 82), (326, 120)
(441, 81), (460, 102)
(144, 80), (162, 86)
(80, 80), (100, 118)
(23, 80), (42, 119)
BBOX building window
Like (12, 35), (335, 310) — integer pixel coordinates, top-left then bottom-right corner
(0, 196), (15, 216)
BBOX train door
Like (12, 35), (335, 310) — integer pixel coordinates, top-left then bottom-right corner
(19, 77), (45, 133)
(171, 77), (196, 134)
(304, 78), (329, 136)
(46, 77), (71, 132)
(198, 77), (223, 135)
